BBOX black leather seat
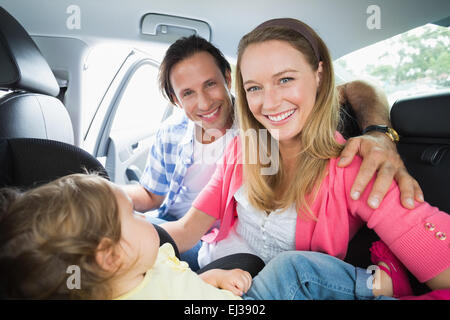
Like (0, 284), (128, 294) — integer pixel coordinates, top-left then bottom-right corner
(391, 91), (450, 213)
(0, 7), (74, 144)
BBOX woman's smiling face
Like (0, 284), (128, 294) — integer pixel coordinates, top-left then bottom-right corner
(240, 39), (322, 145)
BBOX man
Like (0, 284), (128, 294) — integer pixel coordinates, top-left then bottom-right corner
(124, 35), (422, 270)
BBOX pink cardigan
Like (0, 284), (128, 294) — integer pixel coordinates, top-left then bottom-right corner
(193, 135), (450, 282)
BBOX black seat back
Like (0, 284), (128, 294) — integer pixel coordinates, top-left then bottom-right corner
(0, 138), (108, 189)
(391, 91), (450, 213)
(0, 7), (74, 144)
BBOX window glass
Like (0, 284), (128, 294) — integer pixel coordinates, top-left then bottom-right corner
(335, 24), (450, 106)
(83, 44), (131, 136)
(110, 63), (168, 134)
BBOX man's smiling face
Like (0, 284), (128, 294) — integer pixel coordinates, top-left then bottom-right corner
(170, 51), (234, 136)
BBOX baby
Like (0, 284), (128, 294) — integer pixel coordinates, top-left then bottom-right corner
(0, 173), (398, 300)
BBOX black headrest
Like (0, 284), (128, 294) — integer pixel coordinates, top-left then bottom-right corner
(0, 7), (59, 97)
(391, 91), (450, 139)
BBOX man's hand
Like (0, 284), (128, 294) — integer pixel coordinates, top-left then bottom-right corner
(338, 132), (424, 209)
(122, 184), (165, 213)
(199, 268), (252, 296)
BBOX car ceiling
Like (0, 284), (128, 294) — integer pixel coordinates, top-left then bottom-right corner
(1, 0), (449, 61)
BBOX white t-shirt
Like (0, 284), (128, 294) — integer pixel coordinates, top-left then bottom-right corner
(198, 185), (297, 267)
(167, 130), (234, 220)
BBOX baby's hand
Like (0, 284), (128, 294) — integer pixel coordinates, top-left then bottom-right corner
(217, 269), (252, 296)
(200, 268), (253, 296)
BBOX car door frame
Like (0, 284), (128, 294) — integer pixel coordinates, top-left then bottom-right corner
(83, 49), (173, 183)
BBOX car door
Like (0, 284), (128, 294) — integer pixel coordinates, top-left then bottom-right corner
(84, 50), (173, 184)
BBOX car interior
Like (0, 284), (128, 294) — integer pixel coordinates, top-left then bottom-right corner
(0, 0), (449, 299)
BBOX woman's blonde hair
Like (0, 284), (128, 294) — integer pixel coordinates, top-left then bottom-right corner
(0, 174), (122, 299)
(235, 18), (344, 218)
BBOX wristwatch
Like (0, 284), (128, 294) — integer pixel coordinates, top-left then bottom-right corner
(362, 125), (400, 143)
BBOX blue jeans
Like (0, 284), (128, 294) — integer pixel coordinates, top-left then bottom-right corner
(147, 215), (202, 272)
(243, 250), (396, 300)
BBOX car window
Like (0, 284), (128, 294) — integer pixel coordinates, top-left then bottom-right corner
(83, 44), (132, 137)
(110, 63), (168, 134)
(335, 23), (450, 106)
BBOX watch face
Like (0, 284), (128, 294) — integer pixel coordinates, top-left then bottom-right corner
(387, 128), (400, 142)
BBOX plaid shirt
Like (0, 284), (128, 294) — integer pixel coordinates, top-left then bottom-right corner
(140, 111), (237, 219)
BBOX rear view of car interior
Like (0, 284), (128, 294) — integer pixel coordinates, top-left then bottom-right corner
(0, 0), (449, 302)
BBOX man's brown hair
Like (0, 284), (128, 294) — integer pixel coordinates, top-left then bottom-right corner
(159, 35), (231, 104)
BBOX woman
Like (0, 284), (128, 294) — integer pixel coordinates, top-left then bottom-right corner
(162, 18), (450, 298)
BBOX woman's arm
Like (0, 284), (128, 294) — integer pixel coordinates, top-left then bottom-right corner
(161, 206), (216, 253)
(342, 157), (450, 288)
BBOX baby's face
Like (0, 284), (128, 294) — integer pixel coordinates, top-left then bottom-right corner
(112, 184), (160, 273)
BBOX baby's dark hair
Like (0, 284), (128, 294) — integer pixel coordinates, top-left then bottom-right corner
(0, 174), (122, 299)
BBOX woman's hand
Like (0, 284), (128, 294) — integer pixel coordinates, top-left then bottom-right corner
(199, 268), (253, 296)
(338, 131), (424, 209)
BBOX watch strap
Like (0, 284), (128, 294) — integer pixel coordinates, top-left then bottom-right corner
(362, 125), (400, 143)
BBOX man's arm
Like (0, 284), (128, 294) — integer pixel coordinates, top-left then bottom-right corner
(338, 80), (390, 129)
(337, 80), (424, 210)
(122, 184), (165, 212)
